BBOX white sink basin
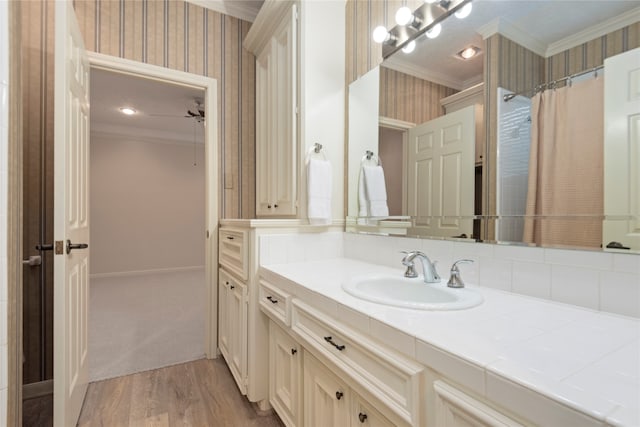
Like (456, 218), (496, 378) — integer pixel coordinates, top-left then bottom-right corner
(342, 275), (483, 311)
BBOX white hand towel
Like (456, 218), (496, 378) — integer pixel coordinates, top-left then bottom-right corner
(307, 158), (332, 225)
(358, 168), (369, 217)
(363, 165), (389, 217)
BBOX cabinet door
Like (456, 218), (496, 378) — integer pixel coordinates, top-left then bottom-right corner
(269, 322), (301, 427)
(227, 277), (248, 394)
(351, 393), (396, 427)
(256, 45), (272, 216)
(218, 270), (231, 360)
(303, 352), (350, 427)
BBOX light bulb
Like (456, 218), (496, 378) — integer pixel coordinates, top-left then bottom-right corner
(372, 25), (389, 43)
(425, 23), (441, 39)
(424, 0), (438, 3)
(402, 40), (416, 54)
(455, 2), (472, 19)
(395, 6), (413, 26)
(119, 107), (136, 115)
(458, 46), (480, 59)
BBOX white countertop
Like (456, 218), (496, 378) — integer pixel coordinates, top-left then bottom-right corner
(259, 258), (640, 427)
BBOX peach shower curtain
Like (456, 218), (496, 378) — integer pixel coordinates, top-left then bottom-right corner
(523, 77), (604, 248)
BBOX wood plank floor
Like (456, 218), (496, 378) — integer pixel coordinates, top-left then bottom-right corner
(78, 358), (284, 427)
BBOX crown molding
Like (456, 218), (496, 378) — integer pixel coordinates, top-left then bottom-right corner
(546, 6), (640, 57)
(91, 123), (205, 146)
(478, 17), (547, 57)
(383, 59), (463, 91)
(243, 0), (295, 54)
(185, 0), (262, 22)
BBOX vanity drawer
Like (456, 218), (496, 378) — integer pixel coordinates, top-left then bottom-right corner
(259, 279), (292, 325)
(219, 228), (249, 280)
(292, 299), (423, 426)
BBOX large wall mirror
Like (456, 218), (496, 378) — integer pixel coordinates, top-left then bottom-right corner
(347, 0), (640, 253)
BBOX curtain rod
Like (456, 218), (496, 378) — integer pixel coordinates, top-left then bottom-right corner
(502, 65), (604, 102)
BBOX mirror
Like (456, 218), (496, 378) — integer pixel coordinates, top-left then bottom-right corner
(347, 0), (640, 252)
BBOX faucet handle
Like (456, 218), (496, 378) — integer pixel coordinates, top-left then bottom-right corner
(447, 259), (474, 288)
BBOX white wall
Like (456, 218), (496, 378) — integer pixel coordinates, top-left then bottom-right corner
(90, 132), (205, 276)
(0, 0), (9, 419)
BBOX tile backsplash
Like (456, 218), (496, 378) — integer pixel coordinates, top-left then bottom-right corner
(260, 231), (639, 318)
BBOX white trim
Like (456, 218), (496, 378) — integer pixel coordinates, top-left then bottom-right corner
(244, 0), (295, 54)
(462, 74), (484, 90)
(440, 83), (484, 109)
(478, 17), (547, 57)
(546, 6), (640, 57)
(89, 265), (205, 279)
(383, 60), (463, 91)
(379, 116), (415, 131)
(88, 51), (219, 359)
(185, 0), (261, 22)
(90, 124), (205, 146)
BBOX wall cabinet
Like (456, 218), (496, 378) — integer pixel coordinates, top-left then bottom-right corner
(218, 269), (247, 393)
(269, 321), (301, 427)
(255, 5), (298, 217)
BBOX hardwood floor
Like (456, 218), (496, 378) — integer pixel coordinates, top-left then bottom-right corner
(23, 394), (53, 427)
(77, 358), (284, 427)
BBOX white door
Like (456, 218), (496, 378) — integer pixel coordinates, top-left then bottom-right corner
(53, 1), (90, 425)
(604, 47), (640, 251)
(407, 106), (475, 237)
(303, 352), (350, 426)
(269, 321), (301, 427)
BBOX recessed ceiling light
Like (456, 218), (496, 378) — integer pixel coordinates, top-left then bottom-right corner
(119, 107), (136, 115)
(457, 46), (481, 60)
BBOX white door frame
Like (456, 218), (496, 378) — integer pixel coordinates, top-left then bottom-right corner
(87, 52), (220, 358)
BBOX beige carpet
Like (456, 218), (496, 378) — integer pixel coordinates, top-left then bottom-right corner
(89, 268), (206, 381)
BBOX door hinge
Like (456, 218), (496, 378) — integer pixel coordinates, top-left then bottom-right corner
(54, 241), (64, 255)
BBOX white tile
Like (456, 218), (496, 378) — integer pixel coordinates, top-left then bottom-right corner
(485, 368), (610, 426)
(512, 261), (551, 299)
(415, 339), (486, 396)
(0, 388), (6, 427)
(544, 248), (613, 271)
(600, 271), (640, 317)
(607, 405), (640, 427)
(467, 315), (545, 347)
(478, 257), (512, 291)
(370, 319), (416, 357)
(286, 235), (307, 263)
(494, 244), (545, 263)
(550, 265), (600, 310)
(258, 235), (271, 265)
(613, 253), (640, 274)
(267, 235), (288, 265)
(0, 84), (8, 129)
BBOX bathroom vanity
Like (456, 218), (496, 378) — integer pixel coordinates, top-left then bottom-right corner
(258, 258), (639, 427)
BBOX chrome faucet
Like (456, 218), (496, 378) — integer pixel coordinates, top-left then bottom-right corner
(447, 259), (474, 288)
(401, 251), (440, 283)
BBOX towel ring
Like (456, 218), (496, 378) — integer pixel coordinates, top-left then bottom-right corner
(361, 150), (382, 166)
(305, 142), (327, 165)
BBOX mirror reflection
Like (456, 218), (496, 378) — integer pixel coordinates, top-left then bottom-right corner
(347, 0), (640, 252)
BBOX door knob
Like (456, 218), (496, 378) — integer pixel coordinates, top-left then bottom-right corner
(22, 255), (42, 267)
(66, 240), (88, 254)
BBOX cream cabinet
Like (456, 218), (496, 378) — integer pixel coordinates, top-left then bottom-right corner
(303, 351), (395, 427)
(218, 269), (248, 394)
(255, 4), (298, 217)
(269, 321), (302, 427)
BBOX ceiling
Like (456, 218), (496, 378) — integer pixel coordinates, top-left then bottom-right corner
(91, 69), (206, 144)
(186, 0), (264, 22)
(384, 0), (639, 90)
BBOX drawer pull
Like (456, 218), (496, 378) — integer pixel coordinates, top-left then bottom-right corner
(266, 296), (278, 304)
(291, 348), (297, 355)
(226, 236), (234, 240)
(324, 336), (345, 351)
(335, 391), (343, 400)
(358, 413), (368, 423)
(230, 285), (235, 290)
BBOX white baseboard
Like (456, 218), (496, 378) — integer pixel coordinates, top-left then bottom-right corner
(90, 265), (205, 279)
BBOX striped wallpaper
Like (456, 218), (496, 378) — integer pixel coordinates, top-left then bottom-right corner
(72, 0), (256, 219)
(379, 66), (457, 125)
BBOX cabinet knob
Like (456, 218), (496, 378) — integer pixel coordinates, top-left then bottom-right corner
(358, 413), (368, 423)
(335, 391), (343, 400)
(291, 348), (297, 355)
(274, 204), (278, 208)
(230, 285), (235, 289)
(267, 204), (272, 208)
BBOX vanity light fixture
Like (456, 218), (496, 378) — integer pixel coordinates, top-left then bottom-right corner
(425, 23), (442, 39)
(454, 2), (472, 19)
(457, 45), (480, 60)
(424, 0), (438, 3)
(402, 40), (416, 54)
(119, 107), (136, 115)
(395, 6), (422, 28)
(372, 25), (396, 44)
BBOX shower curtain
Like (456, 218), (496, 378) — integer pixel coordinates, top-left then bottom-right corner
(523, 77), (604, 248)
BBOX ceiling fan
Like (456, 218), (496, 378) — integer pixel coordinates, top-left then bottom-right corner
(147, 99), (205, 122)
